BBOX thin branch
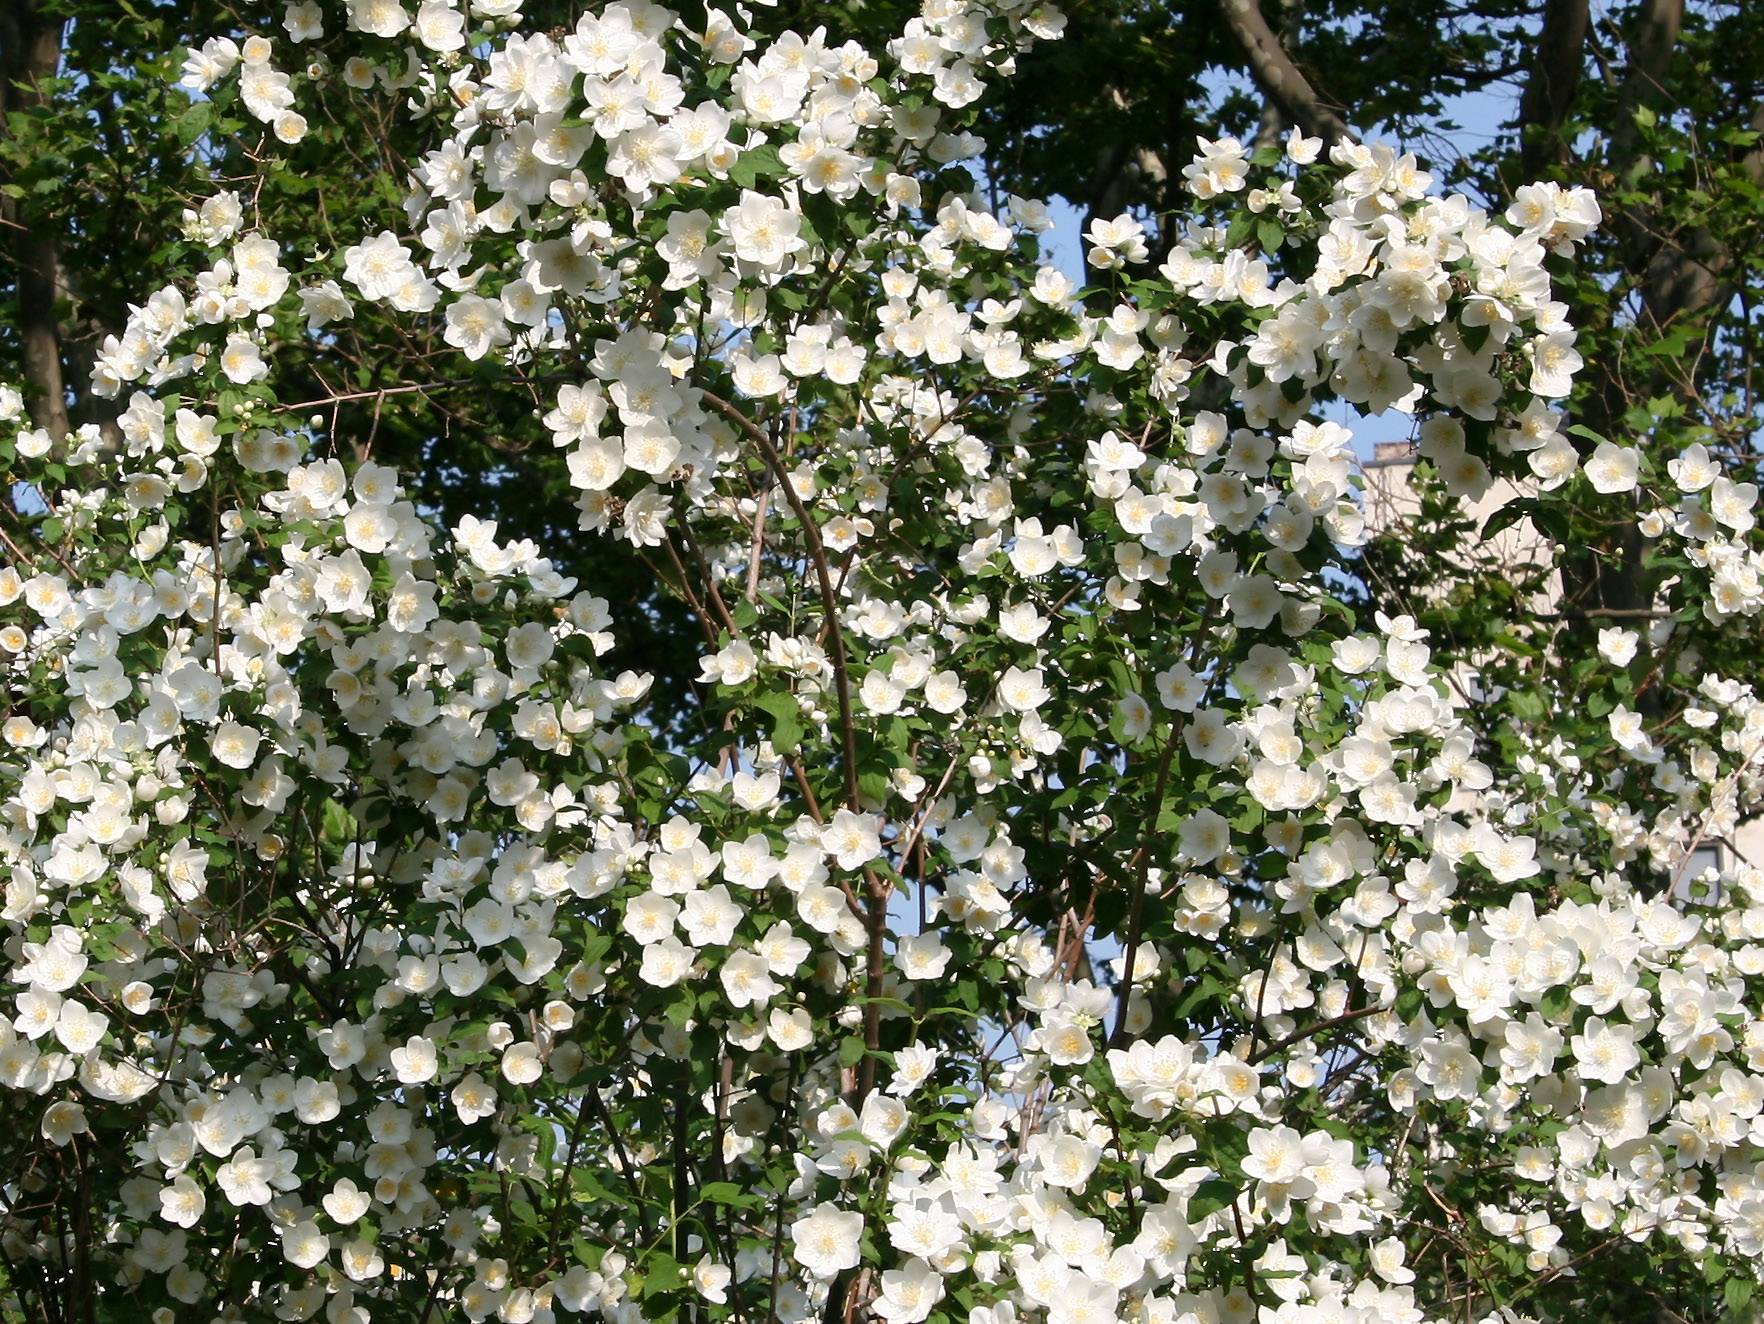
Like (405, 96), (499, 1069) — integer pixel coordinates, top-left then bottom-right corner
(1249, 1004), (1384, 1064)
(697, 387), (861, 811)
(1109, 724), (1180, 1049)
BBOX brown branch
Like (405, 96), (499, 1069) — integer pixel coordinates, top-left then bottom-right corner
(744, 489), (771, 604)
(1619, 0), (1683, 121)
(1109, 724), (1180, 1048)
(0, 0), (71, 440)
(1517, 0), (1591, 174)
(856, 865), (890, 1102)
(697, 387), (860, 811)
(1217, 0), (1347, 144)
(1249, 1003), (1384, 1064)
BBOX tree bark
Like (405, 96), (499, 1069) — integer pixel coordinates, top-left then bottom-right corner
(0, 0), (71, 440)
(1557, 0), (1761, 622)
(1217, 0), (1347, 144)
(1517, 0), (1590, 175)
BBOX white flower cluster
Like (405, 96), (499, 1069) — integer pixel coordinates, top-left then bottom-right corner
(3, 0), (1763, 1323)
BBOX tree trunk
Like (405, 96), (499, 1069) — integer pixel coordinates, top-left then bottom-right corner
(0, 0), (71, 440)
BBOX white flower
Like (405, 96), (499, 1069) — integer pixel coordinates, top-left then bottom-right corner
(859, 1094), (909, 1148)
(1085, 213), (1148, 269)
(895, 932), (951, 981)
(718, 950), (779, 1007)
(997, 665), (1049, 713)
(1584, 441), (1640, 494)
(861, 670), (906, 715)
(323, 1179), (371, 1224)
(1527, 332), (1583, 396)
(282, 1), (323, 41)
(340, 1238), (385, 1281)
(281, 1219), (330, 1270)
(218, 335), (267, 384)
(767, 1006), (814, 1050)
(1470, 824), (1540, 882)
(1369, 1237), (1414, 1284)
(501, 1042), (545, 1085)
(1711, 476), (1758, 532)
(1571, 1016), (1641, 1085)
(211, 721), (263, 769)
(1007, 523), (1058, 577)
(444, 295), (511, 361)
(1178, 808), (1230, 864)
(175, 409), (221, 456)
(723, 190), (804, 268)
(998, 602), (1050, 643)
(350, 0), (409, 38)
(40, 1100), (88, 1146)
(1285, 127), (1322, 163)
(820, 809), (882, 871)
(790, 1205), (863, 1277)
(1033, 1133), (1101, 1189)
(638, 937), (695, 988)
(732, 351), (786, 398)
(1242, 1125), (1306, 1184)
(159, 1176), (206, 1227)
(924, 670), (967, 714)
(1597, 628), (1638, 666)
(505, 621), (557, 671)
(413, 0), (465, 51)
(215, 1147), (275, 1206)
(389, 1035), (438, 1084)
(692, 1257), (732, 1304)
(54, 1000), (108, 1054)
(451, 1072), (498, 1124)
(874, 1258), (945, 1324)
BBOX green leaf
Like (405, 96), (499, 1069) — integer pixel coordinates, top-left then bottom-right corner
(1186, 1177), (1237, 1221)
(639, 1253), (683, 1298)
(698, 1181), (763, 1209)
(321, 798), (355, 845)
(752, 690), (804, 753)
(1724, 1275), (1753, 1312)
(174, 101), (211, 144)
(858, 764), (894, 805)
(1478, 498), (1534, 541)
(727, 144), (782, 189)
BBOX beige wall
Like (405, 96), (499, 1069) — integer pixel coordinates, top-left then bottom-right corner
(1359, 442), (1562, 611)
